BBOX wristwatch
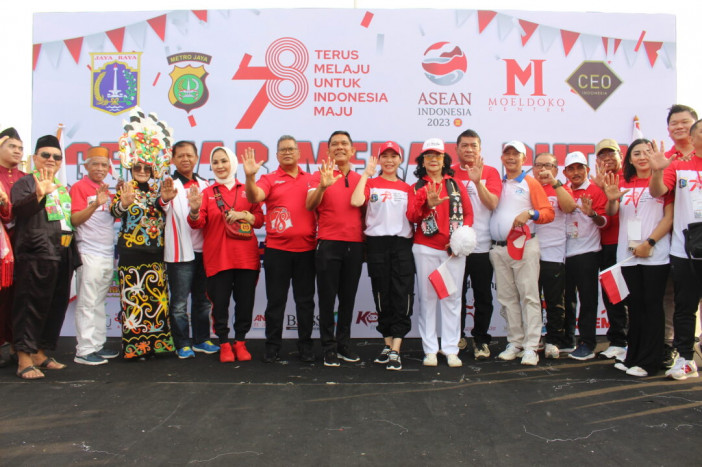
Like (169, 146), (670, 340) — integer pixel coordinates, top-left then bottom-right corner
(528, 209), (536, 220)
(646, 237), (656, 246)
(588, 212), (598, 219)
(552, 180), (563, 189)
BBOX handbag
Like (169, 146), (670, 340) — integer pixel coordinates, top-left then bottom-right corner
(213, 186), (253, 240)
(683, 221), (702, 259)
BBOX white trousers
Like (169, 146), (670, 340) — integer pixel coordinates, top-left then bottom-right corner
(413, 244), (465, 356)
(75, 253), (114, 356)
(489, 237), (542, 351)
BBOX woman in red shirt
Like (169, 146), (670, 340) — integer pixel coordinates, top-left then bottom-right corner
(187, 146), (264, 363)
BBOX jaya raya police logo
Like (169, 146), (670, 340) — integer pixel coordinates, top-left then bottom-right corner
(167, 53), (212, 113)
(421, 42), (467, 86)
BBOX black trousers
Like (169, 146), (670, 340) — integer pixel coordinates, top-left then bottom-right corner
(670, 255), (702, 360)
(316, 240), (363, 353)
(600, 244), (629, 347)
(539, 260), (566, 346)
(263, 248), (316, 352)
(207, 268), (260, 342)
(12, 247), (73, 353)
(622, 264), (669, 374)
(565, 251), (600, 349)
(366, 236), (414, 339)
(460, 252), (494, 345)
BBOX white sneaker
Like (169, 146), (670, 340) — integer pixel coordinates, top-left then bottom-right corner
(665, 356), (686, 377)
(521, 350), (539, 366)
(473, 342), (490, 360)
(446, 354), (463, 367)
(423, 353), (438, 367)
(599, 345), (627, 360)
(544, 343), (560, 359)
(626, 366), (648, 377)
(667, 359), (699, 381)
(498, 344), (524, 361)
(614, 362), (628, 372)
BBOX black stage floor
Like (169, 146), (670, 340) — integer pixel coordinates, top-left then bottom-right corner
(1, 337), (700, 466)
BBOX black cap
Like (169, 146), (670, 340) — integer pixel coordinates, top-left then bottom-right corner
(0, 127), (21, 141)
(34, 135), (61, 154)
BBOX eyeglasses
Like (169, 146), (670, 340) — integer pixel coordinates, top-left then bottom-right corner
(534, 163), (556, 169)
(278, 147), (297, 154)
(423, 153), (444, 160)
(597, 150), (618, 159)
(39, 152), (62, 161)
(132, 165), (151, 173)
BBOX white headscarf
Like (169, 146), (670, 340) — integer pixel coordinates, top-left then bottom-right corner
(210, 146), (237, 189)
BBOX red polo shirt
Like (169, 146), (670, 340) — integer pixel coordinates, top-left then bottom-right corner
(308, 169), (363, 242)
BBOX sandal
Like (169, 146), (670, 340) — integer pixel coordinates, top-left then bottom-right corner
(17, 365), (45, 380)
(37, 357), (67, 370)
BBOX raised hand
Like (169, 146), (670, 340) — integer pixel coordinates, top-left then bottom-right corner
(602, 173), (629, 201)
(34, 168), (57, 200)
(592, 160), (606, 188)
(319, 159), (342, 188)
(467, 155), (484, 183)
(120, 181), (137, 208)
(160, 177), (178, 202)
(537, 168), (556, 186)
(95, 183), (110, 206)
(364, 156), (378, 177)
(648, 140), (673, 171)
(426, 181), (449, 208)
(242, 147), (263, 177)
(187, 185), (202, 213)
(580, 194), (595, 217)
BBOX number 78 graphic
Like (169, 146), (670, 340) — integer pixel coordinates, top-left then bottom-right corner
(232, 37), (309, 129)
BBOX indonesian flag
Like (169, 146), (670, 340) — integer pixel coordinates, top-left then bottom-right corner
(599, 257), (634, 304)
(429, 258), (457, 300)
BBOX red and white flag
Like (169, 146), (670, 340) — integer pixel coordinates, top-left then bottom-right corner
(429, 259), (457, 300)
(632, 115), (644, 140)
(599, 257), (634, 304)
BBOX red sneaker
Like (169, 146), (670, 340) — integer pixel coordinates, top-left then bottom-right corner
(219, 342), (235, 363)
(233, 341), (252, 361)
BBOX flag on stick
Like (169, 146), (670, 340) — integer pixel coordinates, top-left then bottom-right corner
(599, 256), (635, 304)
(429, 258), (458, 299)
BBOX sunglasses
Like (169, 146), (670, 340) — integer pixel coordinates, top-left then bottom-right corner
(39, 152), (63, 161)
(132, 165), (152, 173)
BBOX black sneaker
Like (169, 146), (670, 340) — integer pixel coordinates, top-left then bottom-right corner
(386, 351), (402, 371)
(374, 345), (391, 364)
(662, 345), (679, 370)
(263, 349), (279, 363)
(324, 351), (340, 367)
(337, 348), (360, 363)
(299, 348), (315, 363)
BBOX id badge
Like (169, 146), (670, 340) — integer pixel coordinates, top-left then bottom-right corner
(693, 197), (702, 219)
(566, 221), (579, 239)
(627, 218), (642, 242)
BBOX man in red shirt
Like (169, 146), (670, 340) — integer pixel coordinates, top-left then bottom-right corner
(451, 129), (501, 359)
(244, 135), (317, 363)
(0, 127), (25, 366)
(306, 131), (363, 367)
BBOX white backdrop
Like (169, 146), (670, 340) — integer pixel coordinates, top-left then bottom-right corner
(29, 8), (676, 339)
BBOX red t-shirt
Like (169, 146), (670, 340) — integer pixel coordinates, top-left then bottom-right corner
(308, 169), (363, 242)
(188, 182), (264, 276)
(258, 167), (316, 252)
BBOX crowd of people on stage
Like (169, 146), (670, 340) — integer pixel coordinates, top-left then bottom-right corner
(0, 104), (700, 382)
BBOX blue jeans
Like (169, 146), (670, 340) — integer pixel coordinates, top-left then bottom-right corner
(167, 252), (211, 349)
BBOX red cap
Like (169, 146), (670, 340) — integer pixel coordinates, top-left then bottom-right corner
(377, 141), (403, 159)
(507, 224), (530, 260)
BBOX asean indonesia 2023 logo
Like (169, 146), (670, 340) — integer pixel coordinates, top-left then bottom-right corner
(91, 53), (141, 115)
(422, 42), (467, 86)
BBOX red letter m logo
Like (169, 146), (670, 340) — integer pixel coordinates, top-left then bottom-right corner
(503, 59), (546, 96)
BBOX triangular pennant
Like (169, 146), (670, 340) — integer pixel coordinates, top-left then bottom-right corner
(64, 37), (83, 64)
(539, 25), (559, 53)
(477, 10), (497, 33)
(106, 27), (125, 52)
(621, 39), (639, 66)
(660, 42), (676, 69)
(560, 29), (580, 57)
(580, 34), (600, 59)
(192, 10), (208, 22)
(455, 9), (473, 28)
(126, 21), (147, 49)
(33, 43), (41, 70)
(43, 41), (64, 68)
(643, 41), (663, 67)
(601, 36), (609, 55)
(496, 13), (515, 42)
(613, 38), (622, 55)
(218, 10), (230, 19)
(148, 14), (167, 41)
(518, 19), (538, 46)
(85, 33), (105, 52)
(169, 10), (190, 36)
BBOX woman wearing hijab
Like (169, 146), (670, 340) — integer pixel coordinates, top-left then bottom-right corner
(188, 146), (264, 363)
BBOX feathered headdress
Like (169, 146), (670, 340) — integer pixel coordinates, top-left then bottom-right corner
(117, 107), (174, 178)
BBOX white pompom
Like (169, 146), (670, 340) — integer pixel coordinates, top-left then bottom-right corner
(450, 225), (477, 257)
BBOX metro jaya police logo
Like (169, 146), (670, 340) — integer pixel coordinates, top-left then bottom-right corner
(421, 42), (467, 86)
(91, 53), (141, 115)
(167, 53), (212, 113)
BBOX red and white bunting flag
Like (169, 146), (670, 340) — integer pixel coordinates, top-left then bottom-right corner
(599, 258), (633, 304)
(429, 259), (457, 300)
